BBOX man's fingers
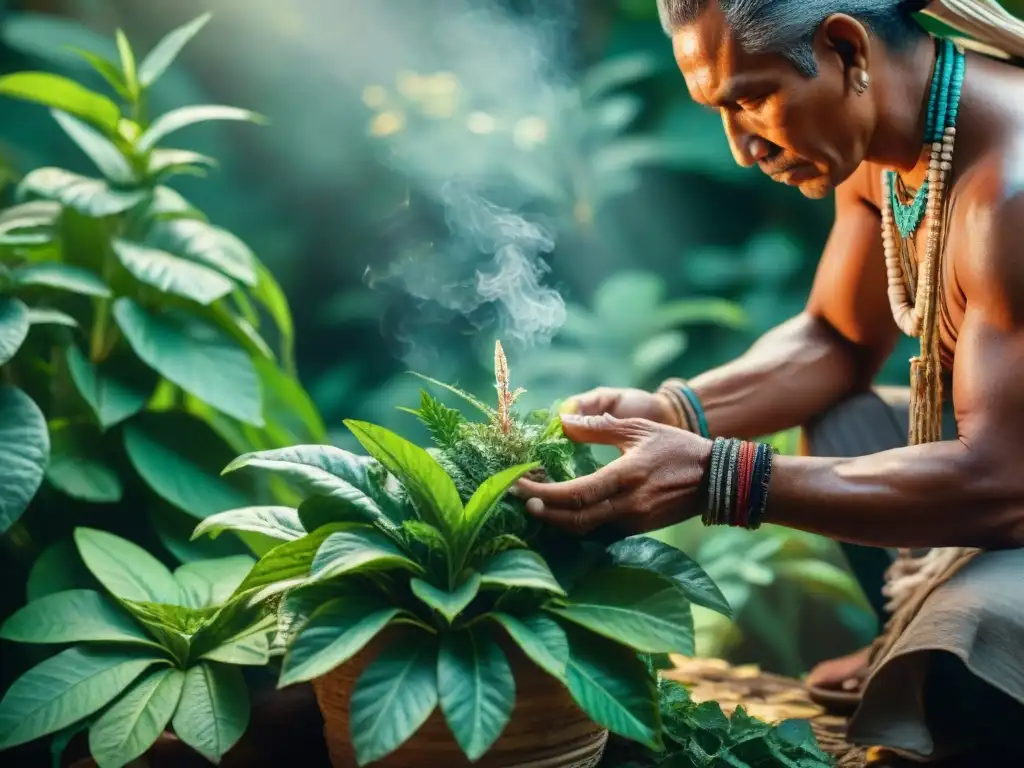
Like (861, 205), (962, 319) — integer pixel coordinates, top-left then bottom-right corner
(515, 462), (624, 508)
(559, 412), (651, 447)
(564, 388), (616, 417)
(525, 497), (619, 534)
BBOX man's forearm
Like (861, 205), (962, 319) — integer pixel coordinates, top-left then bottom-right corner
(685, 313), (872, 439)
(765, 440), (1024, 550)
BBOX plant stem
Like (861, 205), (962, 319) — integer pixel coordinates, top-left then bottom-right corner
(89, 299), (110, 363)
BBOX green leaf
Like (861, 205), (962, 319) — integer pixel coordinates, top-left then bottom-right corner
(51, 110), (135, 184)
(280, 597), (400, 686)
(410, 573), (481, 622)
(198, 614), (275, 666)
(71, 49), (129, 99)
(66, 345), (156, 429)
(18, 168), (146, 217)
(27, 308), (78, 328)
(411, 372), (495, 416)
(123, 414), (252, 520)
(344, 419), (462, 534)
(480, 549), (565, 596)
(174, 556), (255, 609)
(232, 523), (354, 602)
(608, 536), (732, 618)
(438, 627), (514, 761)
(27, 540), (95, 602)
(491, 613), (568, 682)
(0, 589), (155, 646)
(254, 357), (326, 443)
(146, 149), (217, 180)
(139, 13), (212, 88)
(138, 105), (264, 153)
(113, 239), (234, 305)
(144, 218), (257, 286)
(192, 506), (304, 543)
(461, 462), (540, 553)
(117, 601), (195, 663)
(0, 647), (162, 750)
(0, 385), (49, 533)
(774, 559), (873, 611)
(0, 72), (120, 131)
(548, 567), (695, 655)
(0, 296), (30, 365)
(89, 668), (183, 768)
(223, 446), (397, 530)
(350, 632), (438, 765)
(114, 298), (263, 425)
(253, 261), (294, 368)
(171, 662), (250, 763)
(311, 527), (424, 582)
(115, 29), (138, 99)
(11, 261), (111, 298)
(74, 527), (181, 604)
(46, 427), (123, 503)
(562, 625), (660, 749)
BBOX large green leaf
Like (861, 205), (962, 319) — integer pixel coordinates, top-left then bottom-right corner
(548, 567), (695, 655)
(192, 506), (304, 543)
(66, 346), (155, 430)
(198, 614), (275, 666)
(0, 296), (30, 365)
(350, 632), (438, 765)
(0, 589), (155, 647)
(137, 105), (264, 153)
(26, 539), (95, 602)
(253, 261), (294, 368)
(174, 556), (255, 609)
(51, 110), (135, 184)
(410, 573), (481, 623)
(11, 261), (111, 298)
(113, 239), (233, 305)
(344, 419), (461, 533)
(311, 527), (424, 582)
(144, 218), (256, 286)
(280, 596), (399, 686)
(114, 299), (262, 425)
(117, 602), (193, 664)
(0, 647), (162, 750)
(223, 446), (397, 529)
(462, 462), (540, 546)
(138, 13), (211, 87)
(254, 357), (326, 443)
(74, 527), (181, 605)
(479, 549), (565, 596)
(0, 385), (49, 533)
(46, 426), (123, 503)
(123, 414), (252, 520)
(608, 536), (732, 618)
(89, 668), (184, 768)
(491, 613), (568, 682)
(19, 168), (146, 217)
(563, 625), (660, 749)
(171, 662), (250, 763)
(0, 72), (120, 131)
(438, 627), (514, 761)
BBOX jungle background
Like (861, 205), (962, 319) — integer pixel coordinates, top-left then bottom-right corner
(3, 0), (1013, 685)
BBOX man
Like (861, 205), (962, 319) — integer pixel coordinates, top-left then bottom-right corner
(517, 0), (1024, 760)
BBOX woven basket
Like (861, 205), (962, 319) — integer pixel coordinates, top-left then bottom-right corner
(312, 636), (608, 768)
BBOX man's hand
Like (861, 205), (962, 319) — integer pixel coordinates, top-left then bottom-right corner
(565, 387), (680, 427)
(516, 413), (713, 535)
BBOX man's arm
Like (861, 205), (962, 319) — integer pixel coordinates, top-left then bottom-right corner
(765, 175), (1024, 551)
(688, 174), (900, 438)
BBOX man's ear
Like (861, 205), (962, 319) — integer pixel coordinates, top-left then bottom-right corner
(817, 14), (872, 88)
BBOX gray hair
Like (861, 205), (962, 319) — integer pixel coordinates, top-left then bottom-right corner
(656, 0), (927, 75)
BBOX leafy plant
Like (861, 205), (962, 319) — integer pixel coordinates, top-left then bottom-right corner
(0, 528), (271, 767)
(0, 15), (323, 567)
(615, 674), (833, 768)
(196, 341), (733, 766)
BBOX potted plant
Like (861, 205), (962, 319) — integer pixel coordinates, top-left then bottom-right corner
(0, 529), (273, 767)
(195, 341), (733, 766)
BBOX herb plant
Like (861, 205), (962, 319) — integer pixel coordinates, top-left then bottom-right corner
(196, 341), (733, 766)
(0, 528), (271, 767)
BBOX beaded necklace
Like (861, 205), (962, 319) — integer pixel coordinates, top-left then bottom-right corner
(879, 38), (966, 445)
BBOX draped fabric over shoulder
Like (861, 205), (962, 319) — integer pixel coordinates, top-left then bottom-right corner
(923, 0), (1024, 61)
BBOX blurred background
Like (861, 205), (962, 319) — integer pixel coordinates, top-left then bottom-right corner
(4, 0), (1011, 679)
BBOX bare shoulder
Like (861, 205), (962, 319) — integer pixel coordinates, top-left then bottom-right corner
(954, 139), (1024, 326)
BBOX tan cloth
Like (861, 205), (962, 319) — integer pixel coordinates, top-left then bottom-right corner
(849, 548), (1024, 759)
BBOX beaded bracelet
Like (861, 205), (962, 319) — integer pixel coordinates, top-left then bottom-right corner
(702, 437), (775, 529)
(656, 378), (709, 438)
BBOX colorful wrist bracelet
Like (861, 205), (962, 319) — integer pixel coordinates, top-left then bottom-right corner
(657, 379), (709, 437)
(702, 437), (775, 529)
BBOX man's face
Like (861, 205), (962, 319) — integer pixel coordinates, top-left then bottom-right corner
(673, 6), (867, 199)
